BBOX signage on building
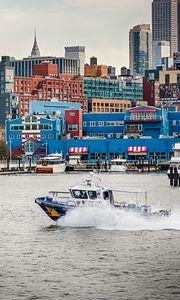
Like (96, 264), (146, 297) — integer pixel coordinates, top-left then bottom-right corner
(69, 147), (88, 154)
(160, 84), (180, 101)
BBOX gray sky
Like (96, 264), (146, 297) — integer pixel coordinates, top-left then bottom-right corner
(0, 0), (151, 72)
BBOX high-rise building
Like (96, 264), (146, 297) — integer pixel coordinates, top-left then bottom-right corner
(129, 24), (152, 76)
(178, 0), (180, 51)
(65, 46), (85, 75)
(152, 0), (178, 57)
(0, 57), (19, 125)
(152, 41), (171, 68)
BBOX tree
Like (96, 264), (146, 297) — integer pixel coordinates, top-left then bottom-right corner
(0, 139), (9, 160)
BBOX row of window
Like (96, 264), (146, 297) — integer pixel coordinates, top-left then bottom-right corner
(8, 134), (54, 140)
(10, 124), (53, 131)
(87, 133), (123, 138)
(172, 120), (180, 125)
(93, 102), (131, 108)
(92, 108), (125, 113)
(83, 121), (124, 127)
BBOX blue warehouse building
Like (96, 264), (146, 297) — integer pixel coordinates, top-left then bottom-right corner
(6, 105), (180, 162)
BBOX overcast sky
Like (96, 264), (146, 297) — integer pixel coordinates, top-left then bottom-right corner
(0, 0), (151, 72)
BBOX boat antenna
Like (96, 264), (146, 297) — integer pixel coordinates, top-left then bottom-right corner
(89, 170), (102, 187)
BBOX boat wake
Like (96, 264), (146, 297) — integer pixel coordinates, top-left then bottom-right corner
(57, 207), (180, 231)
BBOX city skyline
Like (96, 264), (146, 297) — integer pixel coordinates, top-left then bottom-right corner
(0, 0), (151, 72)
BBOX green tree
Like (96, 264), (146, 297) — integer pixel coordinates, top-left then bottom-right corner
(0, 139), (9, 160)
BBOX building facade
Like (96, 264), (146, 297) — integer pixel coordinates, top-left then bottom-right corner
(6, 55), (79, 77)
(84, 64), (108, 78)
(159, 69), (180, 105)
(0, 57), (19, 126)
(83, 77), (143, 107)
(6, 105), (180, 162)
(91, 99), (131, 113)
(14, 63), (85, 115)
(65, 46), (85, 76)
(152, 0), (178, 57)
(152, 41), (171, 68)
(129, 24), (152, 76)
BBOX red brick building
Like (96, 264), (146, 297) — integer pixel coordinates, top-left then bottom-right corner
(14, 63), (87, 116)
(143, 77), (155, 107)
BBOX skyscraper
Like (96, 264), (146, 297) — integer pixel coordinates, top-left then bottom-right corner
(31, 30), (41, 57)
(178, 0), (180, 51)
(65, 46), (85, 75)
(152, 0), (178, 57)
(129, 24), (152, 76)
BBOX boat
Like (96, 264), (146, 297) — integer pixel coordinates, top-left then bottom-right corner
(65, 154), (81, 172)
(167, 143), (180, 186)
(110, 158), (127, 172)
(36, 153), (66, 173)
(35, 173), (171, 221)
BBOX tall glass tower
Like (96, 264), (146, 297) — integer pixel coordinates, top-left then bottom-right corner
(129, 24), (152, 76)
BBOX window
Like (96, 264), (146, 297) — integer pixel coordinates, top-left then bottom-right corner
(11, 125), (24, 131)
(98, 121), (104, 126)
(32, 124), (37, 130)
(25, 125), (31, 130)
(25, 116), (30, 123)
(90, 121), (96, 127)
(32, 116), (37, 123)
(72, 190), (88, 199)
(177, 74), (180, 84)
(41, 134), (46, 139)
(69, 112), (75, 116)
(88, 191), (97, 199)
(17, 135), (22, 139)
(48, 134), (54, 139)
(83, 122), (86, 127)
(107, 121), (115, 126)
(68, 124), (78, 131)
(165, 74), (170, 84)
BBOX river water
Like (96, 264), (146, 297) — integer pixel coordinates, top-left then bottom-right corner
(0, 173), (180, 300)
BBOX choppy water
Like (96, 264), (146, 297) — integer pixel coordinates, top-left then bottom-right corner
(0, 173), (180, 300)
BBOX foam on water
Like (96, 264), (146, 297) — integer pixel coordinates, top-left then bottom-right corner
(57, 207), (180, 231)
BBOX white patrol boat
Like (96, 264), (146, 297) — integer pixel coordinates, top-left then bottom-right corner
(35, 173), (171, 222)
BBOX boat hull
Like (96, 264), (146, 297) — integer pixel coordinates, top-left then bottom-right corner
(36, 163), (66, 174)
(35, 197), (72, 221)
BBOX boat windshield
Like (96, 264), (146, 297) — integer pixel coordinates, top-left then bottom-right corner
(88, 191), (97, 199)
(71, 190), (88, 199)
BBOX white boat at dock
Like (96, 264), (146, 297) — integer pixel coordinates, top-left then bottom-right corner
(36, 153), (66, 173)
(110, 158), (127, 172)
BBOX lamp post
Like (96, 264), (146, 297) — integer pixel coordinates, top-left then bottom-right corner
(7, 139), (12, 171)
(46, 141), (48, 157)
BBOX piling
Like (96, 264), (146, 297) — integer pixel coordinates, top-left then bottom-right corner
(170, 166), (174, 186)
